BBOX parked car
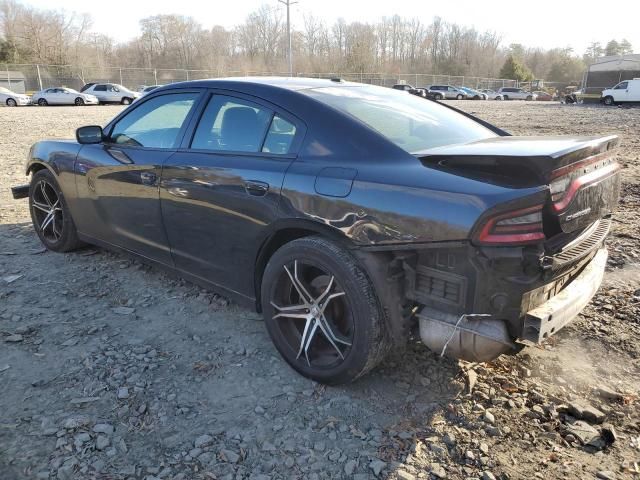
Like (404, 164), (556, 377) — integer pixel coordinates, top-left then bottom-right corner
(32, 87), (99, 106)
(82, 83), (141, 104)
(140, 85), (163, 97)
(392, 84), (427, 98)
(479, 89), (503, 100)
(601, 79), (640, 105)
(0, 86), (31, 106)
(427, 85), (468, 100)
(533, 91), (553, 101)
(458, 87), (487, 100)
(12, 78), (620, 384)
(496, 87), (537, 100)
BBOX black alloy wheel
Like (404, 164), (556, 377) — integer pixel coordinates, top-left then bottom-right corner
(29, 169), (82, 252)
(6, 98), (17, 106)
(38, 98), (48, 106)
(261, 236), (388, 384)
(75, 97), (84, 106)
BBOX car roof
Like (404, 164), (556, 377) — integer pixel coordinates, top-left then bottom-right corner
(164, 76), (360, 92)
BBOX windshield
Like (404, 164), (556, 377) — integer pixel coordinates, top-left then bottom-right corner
(63, 88), (79, 94)
(302, 85), (496, 153)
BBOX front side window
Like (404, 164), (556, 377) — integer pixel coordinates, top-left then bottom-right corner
(303, 85), (496, 153)
(109, 92), (199, 148)
(191, 95), (272, 152)
(614, 82), (628, 90)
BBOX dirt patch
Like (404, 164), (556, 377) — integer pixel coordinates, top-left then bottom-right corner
(1, 102), (639, 480)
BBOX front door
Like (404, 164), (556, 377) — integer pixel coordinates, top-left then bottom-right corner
(74, 90), (202, 264)
(613, 81), (629, 102)
(160, 92), (302, 297)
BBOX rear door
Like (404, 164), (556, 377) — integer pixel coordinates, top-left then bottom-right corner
(74, 90), (203, 264)
(160, 91), (304, 297)
(91, 84), (108, 102)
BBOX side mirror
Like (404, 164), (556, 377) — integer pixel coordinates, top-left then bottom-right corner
(76, 125), (104, 144)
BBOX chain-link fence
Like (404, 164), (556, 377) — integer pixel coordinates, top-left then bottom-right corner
(0, 63), (520, 94)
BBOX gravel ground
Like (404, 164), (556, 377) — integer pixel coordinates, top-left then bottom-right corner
(1, 101), (639, 480)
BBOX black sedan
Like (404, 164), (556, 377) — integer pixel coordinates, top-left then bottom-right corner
(13, 78), (621, 384)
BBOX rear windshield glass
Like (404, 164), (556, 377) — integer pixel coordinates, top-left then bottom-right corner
(302, 85), (496, 153)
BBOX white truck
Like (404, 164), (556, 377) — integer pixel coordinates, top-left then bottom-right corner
(601, 79), (640, 105)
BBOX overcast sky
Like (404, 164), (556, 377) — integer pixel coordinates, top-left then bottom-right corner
(26, 0), (640, 54)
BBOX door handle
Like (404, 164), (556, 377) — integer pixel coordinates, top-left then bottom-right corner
(244, 180), (269, 196)
(140, 171), (157, 185)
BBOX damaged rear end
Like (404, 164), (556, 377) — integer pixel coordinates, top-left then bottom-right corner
(409, 135), (621, 362)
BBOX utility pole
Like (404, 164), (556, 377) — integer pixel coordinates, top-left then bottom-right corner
(278, 0), (297, 76)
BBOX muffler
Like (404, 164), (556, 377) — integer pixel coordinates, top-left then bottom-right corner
(418, 308), (517, 362)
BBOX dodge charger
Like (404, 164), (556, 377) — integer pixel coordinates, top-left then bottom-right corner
(12, 77), (621, 384)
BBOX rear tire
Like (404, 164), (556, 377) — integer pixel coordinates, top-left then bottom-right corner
(603, 96), (615, 106)
(503, 95), (509, 100)
(526, 95), (533, 101)
(75, 97), (84, 106)
(37, 98), (48, 106)
(6, 98), (17, 107)
(29, 169), (83, 253)
(121, 97), (132, 105)
(435, 93), (443, 100)
(261, 236), (388, 384)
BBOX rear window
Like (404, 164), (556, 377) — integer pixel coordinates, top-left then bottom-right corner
(302, 85), (496, 153)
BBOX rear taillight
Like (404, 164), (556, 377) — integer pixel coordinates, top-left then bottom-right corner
(475, 205), (545, 245)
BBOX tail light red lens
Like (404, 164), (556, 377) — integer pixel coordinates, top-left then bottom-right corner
(475, 205), (545, 245)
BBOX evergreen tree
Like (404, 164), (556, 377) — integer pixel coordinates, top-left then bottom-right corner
(499, 55), (534, 81)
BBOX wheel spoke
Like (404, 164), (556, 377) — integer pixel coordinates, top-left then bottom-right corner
(296, 316), (314, 362)
(40, 182), (54, 207)
(319, 291), (346, 315)
(302, 320), (320, 366)
(40, 211), (55, 232)
(273, 311), (310, 320)
(316, 316), (346, 359)
(319, 313), (351, 346)
(32, 201), (50, 213)
(315, 275), (335, 306)
(283, 260), (314, 304)
(270, 301), (308, 312)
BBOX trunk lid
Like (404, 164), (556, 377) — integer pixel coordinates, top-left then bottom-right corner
(417, 135), (621, 234)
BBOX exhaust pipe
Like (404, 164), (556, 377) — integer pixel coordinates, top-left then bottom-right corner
(418, 308), (517, 362)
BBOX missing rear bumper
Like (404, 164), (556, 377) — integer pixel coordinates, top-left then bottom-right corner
(521, 248), (608, 343)
(11, 184), (29, 199)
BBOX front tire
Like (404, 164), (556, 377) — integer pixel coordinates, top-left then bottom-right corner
(121, 97), (132, 105)
(75, 97), (84, 106)
(261, 236), (388, 384)
(29, 169), (83, 253)
(526, 95), (533, 101)
(434, 93), (443, 100)
(37, 98), (48, 106)
(6, 98), (17, 107)
(603, 96), (615, 106)
(456, 94), (464, 100)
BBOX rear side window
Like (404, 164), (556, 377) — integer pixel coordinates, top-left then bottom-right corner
(303, 85), (496, 153)
(262, 115), (297, 154)
(109, 93), (199, 148)
(191, 95), (272, 153)
(94, 85), (107, 91)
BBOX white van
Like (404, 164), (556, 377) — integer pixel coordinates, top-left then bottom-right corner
(601, 79), (640, 105)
